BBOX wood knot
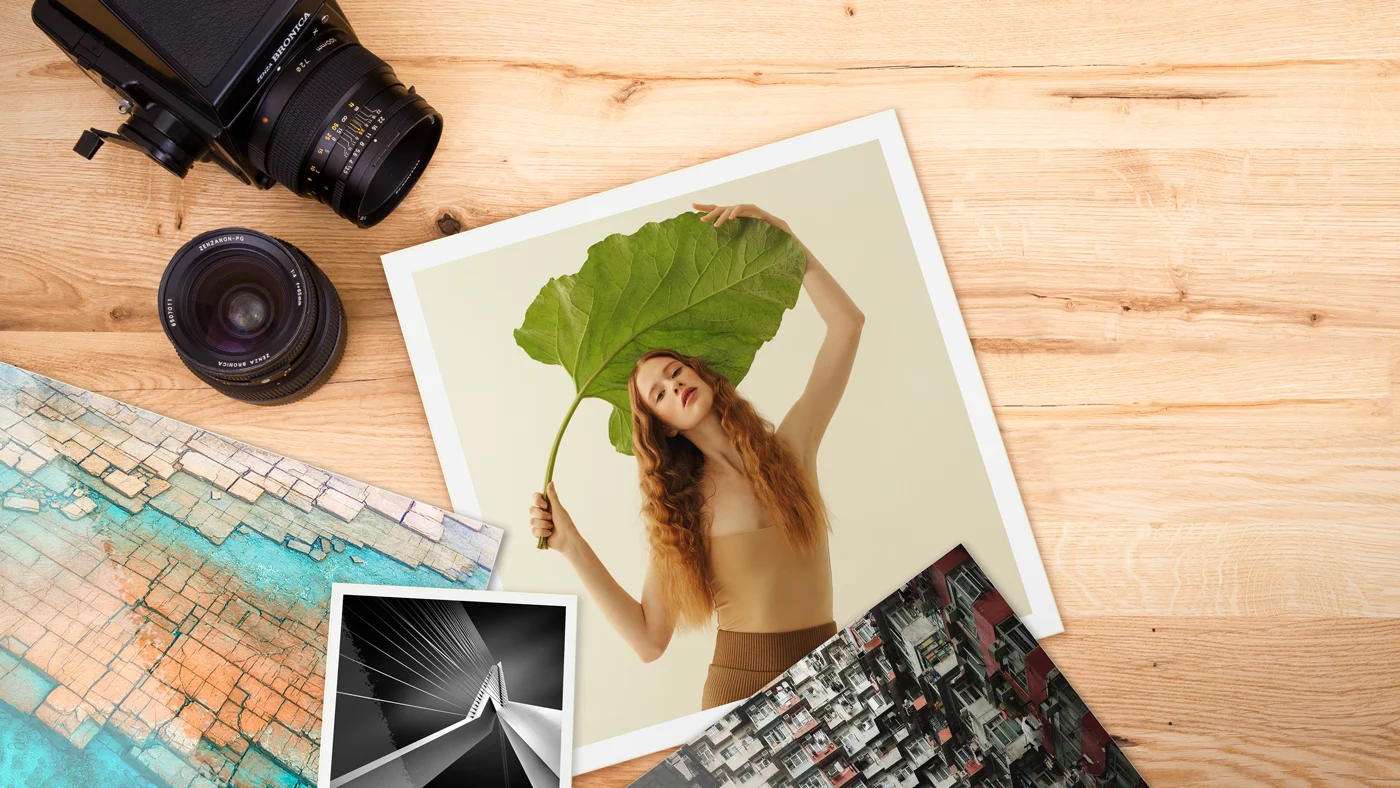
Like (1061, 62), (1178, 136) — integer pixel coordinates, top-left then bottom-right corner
(844, 5), (856, 16)
(612, 80), (647, 106)
(1308, 312), (1321, 325)
(174, 214), (184, 231)
(108, 306), (131, 322)
(436, 212), (463, 236)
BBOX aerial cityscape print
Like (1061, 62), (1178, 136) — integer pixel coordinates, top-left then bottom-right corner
(632, 546), (1145, 788)
(0, 363), (502, 788)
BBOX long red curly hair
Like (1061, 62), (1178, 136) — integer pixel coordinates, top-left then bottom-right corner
(628, 349), (828, 629)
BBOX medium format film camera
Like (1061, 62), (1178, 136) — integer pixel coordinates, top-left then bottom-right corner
(33, 0), (443, 227)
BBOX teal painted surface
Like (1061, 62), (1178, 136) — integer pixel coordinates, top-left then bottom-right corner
(0, 662), (55, 716)
(0, 702), (157, 788)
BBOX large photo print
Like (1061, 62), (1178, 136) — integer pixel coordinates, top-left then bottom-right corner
(383, 112), (1060, 769)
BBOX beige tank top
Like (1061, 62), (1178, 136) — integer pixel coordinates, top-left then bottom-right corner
(708, 526), (834, 634)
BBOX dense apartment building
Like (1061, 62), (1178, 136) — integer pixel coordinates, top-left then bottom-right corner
(634, 548), (1146, 788)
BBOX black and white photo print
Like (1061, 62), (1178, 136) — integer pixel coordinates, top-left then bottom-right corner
(318, 585), (577, 788)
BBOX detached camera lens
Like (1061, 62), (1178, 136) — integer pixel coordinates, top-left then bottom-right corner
(159, 229), (347, 404)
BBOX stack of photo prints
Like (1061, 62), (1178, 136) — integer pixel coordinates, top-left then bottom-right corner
(0, 112), (1145, 787)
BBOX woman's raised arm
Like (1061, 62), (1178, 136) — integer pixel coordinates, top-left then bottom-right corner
(781, 252), (864, 456)
(696, 204), (864, 460)
(531, 484), (676, 662)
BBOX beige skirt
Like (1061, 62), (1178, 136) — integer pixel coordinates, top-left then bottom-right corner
(701, 621), (838, 709)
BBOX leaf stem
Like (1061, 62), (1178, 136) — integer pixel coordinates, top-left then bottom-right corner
(538, 390), (586, 549)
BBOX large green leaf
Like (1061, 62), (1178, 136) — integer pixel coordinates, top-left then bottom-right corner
(515, 211), (806, 475)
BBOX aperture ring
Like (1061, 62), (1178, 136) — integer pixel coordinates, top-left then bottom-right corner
(302, 69), (395, 206)
(330, 89), (425, 217)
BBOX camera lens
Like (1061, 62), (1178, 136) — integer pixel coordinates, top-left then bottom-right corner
(159, 229), (347, 405)
(250, 33), (442, 228)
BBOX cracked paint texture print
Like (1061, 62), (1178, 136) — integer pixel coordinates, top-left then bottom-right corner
(0, 362), (502, 788)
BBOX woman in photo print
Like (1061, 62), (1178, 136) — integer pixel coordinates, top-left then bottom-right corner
(528, 203), (864, 708)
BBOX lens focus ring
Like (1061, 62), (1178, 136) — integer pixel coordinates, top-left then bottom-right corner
(265, 44), (386, 196)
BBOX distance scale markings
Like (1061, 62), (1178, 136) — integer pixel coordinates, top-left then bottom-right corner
(304, 99), (387, 199)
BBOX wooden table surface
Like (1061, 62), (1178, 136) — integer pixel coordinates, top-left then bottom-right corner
(3, 1), (1399, 785)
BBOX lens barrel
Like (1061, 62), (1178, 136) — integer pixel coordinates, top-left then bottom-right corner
(249, 29), (442, 228)
(159, 229), (347, 404)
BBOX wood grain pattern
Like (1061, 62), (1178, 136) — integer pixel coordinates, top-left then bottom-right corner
(1, 0), (1398, 784)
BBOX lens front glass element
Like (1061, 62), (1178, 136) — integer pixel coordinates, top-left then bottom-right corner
(189, 255), (288, 354)
(223, 290), (270, 337)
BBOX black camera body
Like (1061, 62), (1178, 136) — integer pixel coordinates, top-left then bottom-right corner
(34, 0), (442, 227)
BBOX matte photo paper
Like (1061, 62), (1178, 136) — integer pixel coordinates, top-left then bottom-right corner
(382, 111), (1060, 770)
(0, 363), (501, 787)
(633, 546), (1144, 788)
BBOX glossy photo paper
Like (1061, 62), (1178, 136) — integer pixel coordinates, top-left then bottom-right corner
(319, 585), (576, 788)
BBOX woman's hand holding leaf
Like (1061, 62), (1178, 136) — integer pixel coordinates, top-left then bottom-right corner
(529, 483), (580, 557)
